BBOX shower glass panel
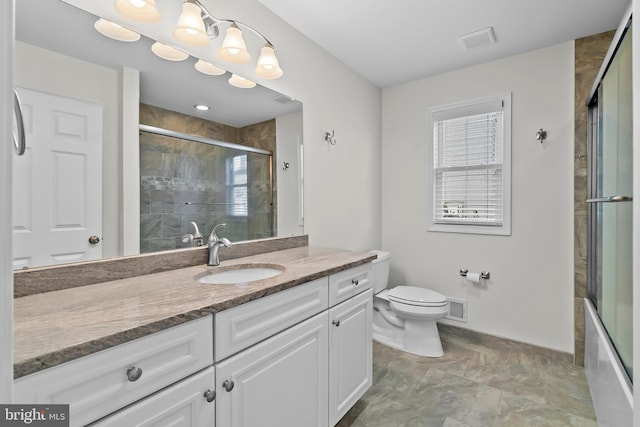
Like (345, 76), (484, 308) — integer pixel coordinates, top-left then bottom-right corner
(588, 26), (633, 379)
(139, 129), (274, 253)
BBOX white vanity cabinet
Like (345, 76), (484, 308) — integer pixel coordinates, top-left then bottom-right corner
(328, 288), (373, 425)
(213, 263), (373, 427)
(14, 316), (213, 427)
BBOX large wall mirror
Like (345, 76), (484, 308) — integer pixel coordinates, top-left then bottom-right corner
(13, 0), (303, 270)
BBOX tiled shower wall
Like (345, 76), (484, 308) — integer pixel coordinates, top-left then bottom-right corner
(139, 104), (277, 253)
(574, 31), (615, 365)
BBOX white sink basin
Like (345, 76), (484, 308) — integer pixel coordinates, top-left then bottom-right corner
(197, 264), (284, 285)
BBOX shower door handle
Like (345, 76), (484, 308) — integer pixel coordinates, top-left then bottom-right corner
(586, 195), (633, 203)
(13, 88), (26, 156)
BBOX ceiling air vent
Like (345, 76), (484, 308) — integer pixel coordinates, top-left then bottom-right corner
(458, 27), (497, 50)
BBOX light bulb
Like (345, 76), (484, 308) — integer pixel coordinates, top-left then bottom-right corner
(255, 45), (283, 79)
(217, 24), (250, 64)
(194, 60), (226, 76)
(151, 42), (189, 61)
(114, 0), (161, 22)
(94, 18), (141, 42)
(228, 74), (256, 89)
(173, 2), (209, 46)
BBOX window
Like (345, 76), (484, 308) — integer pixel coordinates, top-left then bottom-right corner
(226, 154), (248, 217)
(428, 94), (511, 235)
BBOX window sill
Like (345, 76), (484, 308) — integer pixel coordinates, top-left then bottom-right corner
(427, 222), (511, 236)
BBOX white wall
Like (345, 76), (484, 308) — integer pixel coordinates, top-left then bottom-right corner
(14, 42), (121, 259)
(276, 110), (304, 236)
(207, 0), (383, 252)
(381, 42), (575, 352)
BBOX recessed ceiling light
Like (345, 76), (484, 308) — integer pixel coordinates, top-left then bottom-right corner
(194, 104), (210, 111)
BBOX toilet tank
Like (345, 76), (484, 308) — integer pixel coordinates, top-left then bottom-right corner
(369, 250), (391, 293)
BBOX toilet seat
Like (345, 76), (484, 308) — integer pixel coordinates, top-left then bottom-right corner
(387, 286), (448, 307)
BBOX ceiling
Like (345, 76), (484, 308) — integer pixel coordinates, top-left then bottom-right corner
(258, 0), (631, 88)
(15, 0), (631, 122)
(15, 0), (302, 128)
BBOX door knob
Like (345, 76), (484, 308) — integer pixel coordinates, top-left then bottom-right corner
(88, 235), (100, 244)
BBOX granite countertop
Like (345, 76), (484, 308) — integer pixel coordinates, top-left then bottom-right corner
(14, 246), (376, 378)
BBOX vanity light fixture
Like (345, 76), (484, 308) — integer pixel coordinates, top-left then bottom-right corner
(255, 44), (283, 79)
(194, 59), (226, 76)
(108, 0), (283, 88)
(115, 0), (161, 23)
(173, 2), (209, 46)
(151, 41), (189, 61)
(94, 18), (141, 42)
(228, 74), (256, 89)
(171, 1), (282, 76)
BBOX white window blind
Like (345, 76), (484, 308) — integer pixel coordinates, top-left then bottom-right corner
(226, 154), (248, 217)
(430, 95), (510, 233)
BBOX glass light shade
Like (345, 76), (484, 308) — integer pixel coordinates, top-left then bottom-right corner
(172, 2), (209, 46)
(228, 74), (256, 89)
(217, 24), (250, 64)
(194, 60), (226, 76)
(115, 0), (161, 23)
(94, 18), (141, 42)
(151, 42), (189, 61)
(255, 45), (283, 79)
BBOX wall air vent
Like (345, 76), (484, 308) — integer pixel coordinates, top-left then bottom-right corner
(272, 94), (297, 105)
(445, 298), (467, 322)
(458, 27), (497, 50)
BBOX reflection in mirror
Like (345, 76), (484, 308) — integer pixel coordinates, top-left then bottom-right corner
(13, 0), (303, 270)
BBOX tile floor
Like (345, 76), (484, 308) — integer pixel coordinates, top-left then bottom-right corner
(337, 324), (597, 427)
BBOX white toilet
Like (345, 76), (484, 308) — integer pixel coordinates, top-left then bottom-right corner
(370, 250), (449, 357)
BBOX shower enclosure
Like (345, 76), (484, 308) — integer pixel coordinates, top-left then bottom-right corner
(585, 12), (633, 425)
(139, 125), (274, 253)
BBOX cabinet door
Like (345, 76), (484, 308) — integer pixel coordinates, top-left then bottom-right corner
(91, 367), (215, 427)
(329, 289), (373, 426)
(216, 311), (328, 427)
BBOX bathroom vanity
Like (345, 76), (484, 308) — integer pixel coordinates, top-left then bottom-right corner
(13, 243), (375, 427)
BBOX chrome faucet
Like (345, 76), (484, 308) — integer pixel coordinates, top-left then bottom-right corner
(208, 223), (232, 266)
(182, 221), (204, 247)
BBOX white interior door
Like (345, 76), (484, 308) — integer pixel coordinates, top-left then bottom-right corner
(12, 87), (103, 269)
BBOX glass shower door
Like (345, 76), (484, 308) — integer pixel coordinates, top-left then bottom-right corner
(587, 27), (633, 379)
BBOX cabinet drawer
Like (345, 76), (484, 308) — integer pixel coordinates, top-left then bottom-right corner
(328, 263), (372, 307)
(14, 316), (213, 427)
(90, 367), (215, 427)
(215, 277), (328, 361)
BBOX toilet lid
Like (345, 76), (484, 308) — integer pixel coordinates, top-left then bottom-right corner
(387, 286), (448, 307)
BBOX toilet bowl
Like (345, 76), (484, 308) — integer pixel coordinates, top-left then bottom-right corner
(370, 250), (449, 357)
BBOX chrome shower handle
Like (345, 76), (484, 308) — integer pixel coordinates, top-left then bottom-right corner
(13, 88), (25, 156)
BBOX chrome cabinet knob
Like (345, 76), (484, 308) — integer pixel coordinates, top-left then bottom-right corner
(126, 366), (142, 382)
(88, 235), (100, 244)
(332, 320), (340, 327)
(203, 389), (216, 402)
(222, 380), (235, 392)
